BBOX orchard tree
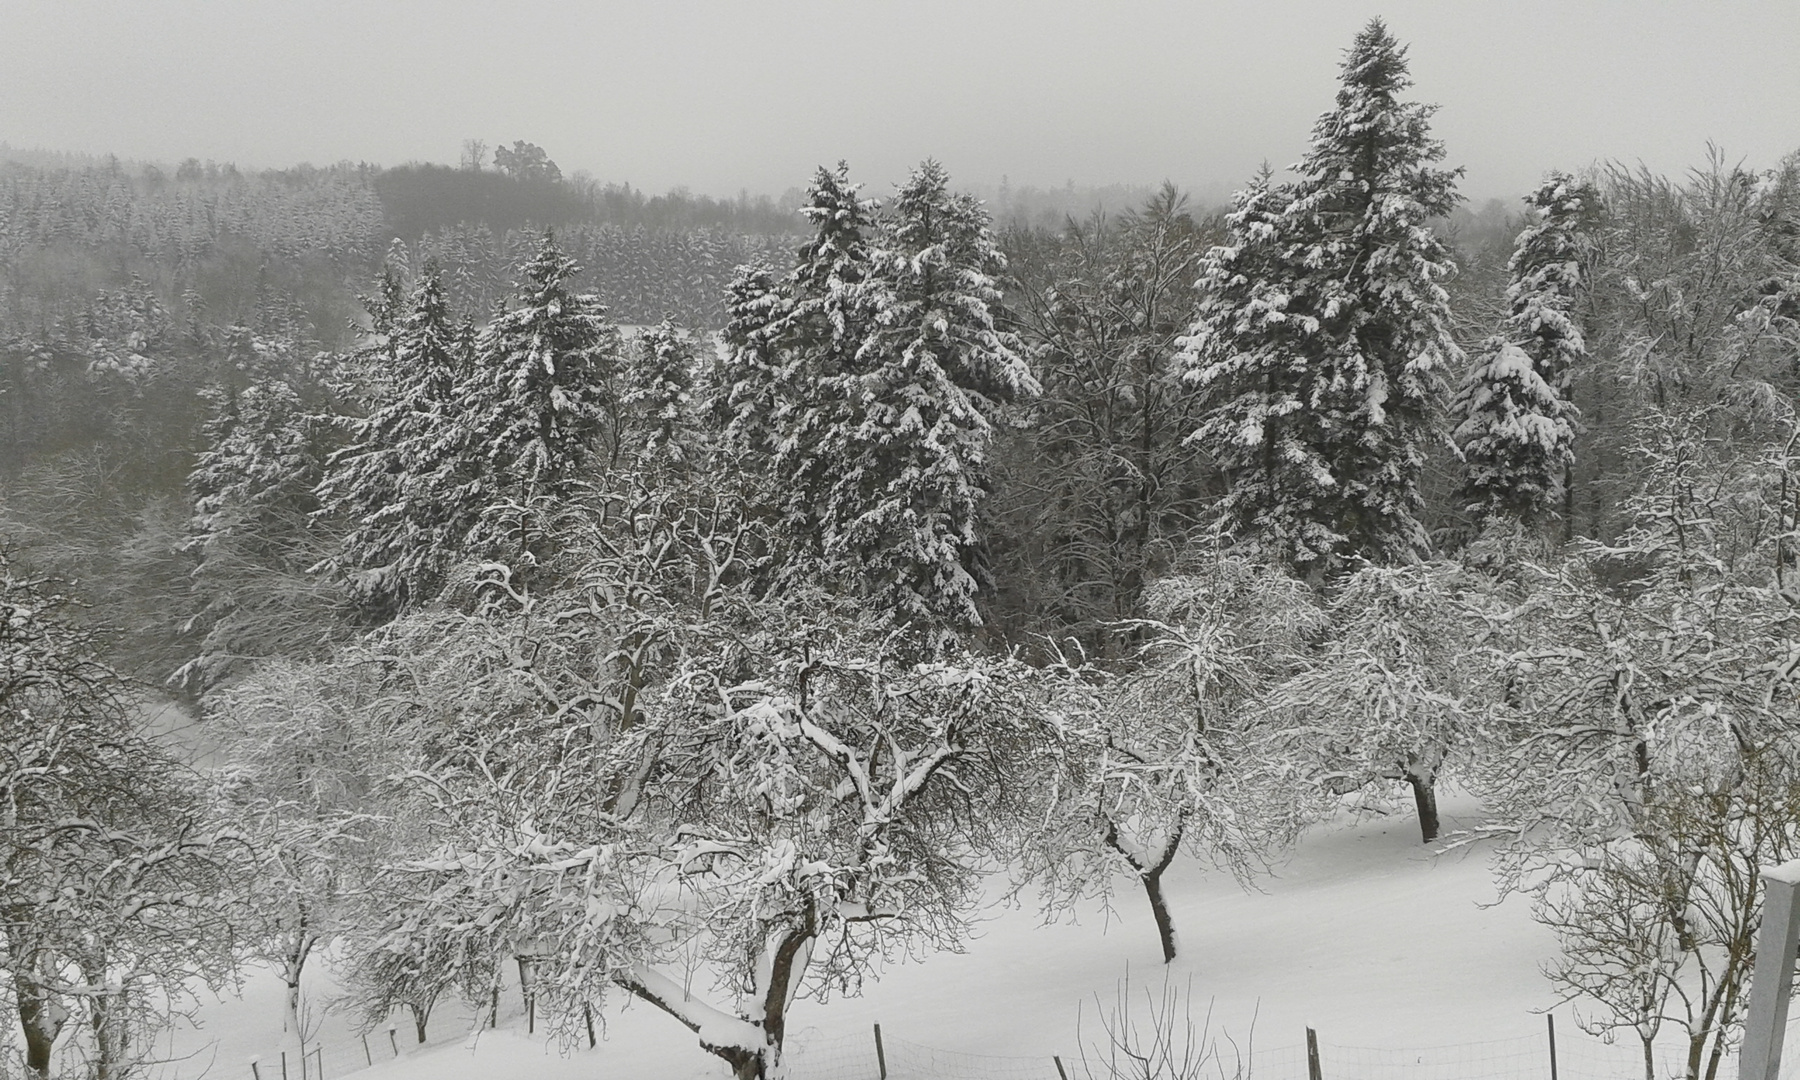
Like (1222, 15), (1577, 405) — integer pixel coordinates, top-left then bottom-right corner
(1018, 554), (1321, 962)
(1267, 559), (1506, 843)
(311, 524), (1061, 1080)
(0, 559), (244, 1079)
(1184, 20), (1462, 571)
(210, 657), (390, 1040)
(1483, 412), (1800, 1080)
(1452, 173), (1598, 529)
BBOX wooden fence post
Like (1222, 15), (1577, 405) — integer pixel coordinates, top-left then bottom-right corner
(249, 1059), (261, 1080)
(1547, 1014), (1559, 1080)
(584, 1003), (597, 1048)
(1054, 1055), (1070, 1080)
(279, 1050), (288, 1080)
(387, 1026), (399, 1056)
(873, 1023), (888, 1080)
(361, 1033), (373, 1067)
(1306, 1027), (1323, 1080)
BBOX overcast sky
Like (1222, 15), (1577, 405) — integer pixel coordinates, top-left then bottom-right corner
(4, 1), (1796, 205)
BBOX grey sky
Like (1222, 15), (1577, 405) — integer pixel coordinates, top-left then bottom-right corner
(4, 1), (1796, 204)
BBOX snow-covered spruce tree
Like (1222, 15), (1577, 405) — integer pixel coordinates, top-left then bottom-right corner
(1181, 169), (1320, 561)
(315, 268), (476, 610)
(711, 263), (791, 456)
(833, 160), (1036, 636)
(459, 232), (623, 562)
(719, 162), (1032, 640)
(621, 317), (697, 464)
(182, 330), (356, 690)
(750, 164), (884, 575)
(1452, 173), (1597, 528)
(1184, 20), (1462, 571)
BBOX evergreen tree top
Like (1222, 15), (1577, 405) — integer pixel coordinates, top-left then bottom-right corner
(795, 162), (878, 291)
(1290, 17), (1460, 226)
(1339, 18), (1413, 102)
(504, 232), (588, 310)
(1508, 172), (1600, 297)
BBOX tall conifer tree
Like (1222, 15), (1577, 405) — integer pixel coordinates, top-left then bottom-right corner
(1452, 173), (1596, 527)
(460, 233), (622, 553)
(1185, 20), (1462, 570)
(316, 268), (472, 606)
(718, 162), (1032, 640)
(845, 160), (1034, 634)
(622, 318), (697, 463)
(720, 165), (882, 573)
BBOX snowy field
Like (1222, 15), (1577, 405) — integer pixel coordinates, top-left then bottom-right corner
(145, 788), (1734, 1080)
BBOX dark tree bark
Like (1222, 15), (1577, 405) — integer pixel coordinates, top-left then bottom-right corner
(1409, 771), (1440, 842)
(15, 976), (68, 1080)
(1103, 812), (1186, 962)
(1143, 870), (1179, 964)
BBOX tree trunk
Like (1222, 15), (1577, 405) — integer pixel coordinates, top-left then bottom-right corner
(15, 977), (67, 1080)
(1143, 870), (1179, 964)
(1408, 772), (1440, 843)
(93, 989), (131, 1080)
(281, 924), (313, 1039)
(285, 977), (303, 1038)
(1102, 812), (1186, 962)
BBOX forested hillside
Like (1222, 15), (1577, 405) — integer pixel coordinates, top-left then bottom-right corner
(3, 19), (1799, 1080)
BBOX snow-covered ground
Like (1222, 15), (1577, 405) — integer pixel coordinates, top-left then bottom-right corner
(148, 787), (1800, 1080)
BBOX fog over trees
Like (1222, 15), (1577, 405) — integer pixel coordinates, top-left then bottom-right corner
(3, 18), (1800, 1080)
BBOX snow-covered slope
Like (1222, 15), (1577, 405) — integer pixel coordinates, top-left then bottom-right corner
(166, 789), (1639, 1080)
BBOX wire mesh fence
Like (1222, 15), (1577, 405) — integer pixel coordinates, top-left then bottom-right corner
(241, 1027), (402, 1080)
(1299, 1034), (1560, 1080)
(784, 1028), (884, 1080)
(233, 994), (529, 1080)
(881, 1033), (1068, 1080)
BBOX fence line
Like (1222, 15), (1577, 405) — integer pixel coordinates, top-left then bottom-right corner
(784, 1020), (1800, 1080)
(235, 991), (532, 1080)
(229, 1004), (1800, 1080)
